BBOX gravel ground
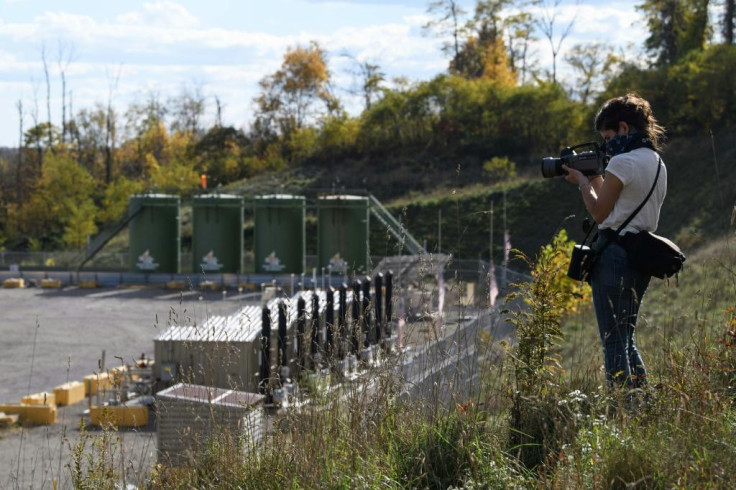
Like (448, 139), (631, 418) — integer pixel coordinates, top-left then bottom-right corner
(0, 285), (258, 489)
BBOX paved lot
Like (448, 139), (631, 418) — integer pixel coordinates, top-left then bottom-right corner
(0, 285), (257, 489)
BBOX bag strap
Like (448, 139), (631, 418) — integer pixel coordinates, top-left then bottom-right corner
(615, 154), (662, 237)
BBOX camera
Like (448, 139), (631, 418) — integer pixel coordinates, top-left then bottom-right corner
(541, 142), (608, 179)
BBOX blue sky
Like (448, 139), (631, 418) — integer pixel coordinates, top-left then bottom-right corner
(0, 0), (647, 147)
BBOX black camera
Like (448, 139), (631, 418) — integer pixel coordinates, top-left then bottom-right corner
(541, 142), (608, 179)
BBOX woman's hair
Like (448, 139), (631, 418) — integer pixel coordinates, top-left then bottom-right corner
(594, 93), (666, 152)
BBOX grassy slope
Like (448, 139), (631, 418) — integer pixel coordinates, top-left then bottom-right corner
(366, 127), (736, 263)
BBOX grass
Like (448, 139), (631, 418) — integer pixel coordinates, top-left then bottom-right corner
(9, 229), (736, 489)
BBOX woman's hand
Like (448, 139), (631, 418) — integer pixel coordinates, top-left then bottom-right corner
(561, 164), (586, 186)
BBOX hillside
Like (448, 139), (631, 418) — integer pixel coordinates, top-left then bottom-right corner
(230, 127), (735, 265)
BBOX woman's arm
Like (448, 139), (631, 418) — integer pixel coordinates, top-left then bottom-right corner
(562, 165), (623, 224)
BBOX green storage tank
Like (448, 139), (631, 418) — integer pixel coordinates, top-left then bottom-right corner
(192, 194), (244, 274)
(317, 195), (370, 275)
(254, 195), (306, 274)
(129, 194), (180, 273)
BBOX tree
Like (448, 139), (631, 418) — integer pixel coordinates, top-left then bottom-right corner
(564, 43), (619, 104)
(639, 0), (710, 65)
(722, 0), (735, 44)
(254, 41), (336, 138)
(424, 0), (468, 72)
(343, 54), (386, 110)
(505, 12), (537, 85)
(169, 85), (206, 137)
(535, 0), (576, 85)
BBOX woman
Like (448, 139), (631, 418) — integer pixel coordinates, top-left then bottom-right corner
(562, 93), (667, 388)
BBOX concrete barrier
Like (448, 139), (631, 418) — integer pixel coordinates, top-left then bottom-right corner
(79, 279), (97, 289)
(40, 278), (62, 289)
(165, 280), (187, 290)
(21, 392), (56, 406)
(84, 372), (113, 396)
(0, 404), (56, 425)
(54, 381), (85, 406)
(89, 405), (149, 427)
(3, 278), (24, 288)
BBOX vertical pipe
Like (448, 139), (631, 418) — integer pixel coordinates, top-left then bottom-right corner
(278, 301), (287, 368)
(311, 293), (320, 366)
(385, 271), (393, 337)
(297, 296), (306, 372)
(374, 272), (383, 343)
(362, 276), (371, 347)
(326, 287), (335, 358)
(259, 306), (271, 394)
(351, 280), (361, 354)
(338, 283), (347, 358)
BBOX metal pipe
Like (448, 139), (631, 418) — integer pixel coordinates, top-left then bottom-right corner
(351, 280), (361, 354)
(259, 306), (271, 395)
(326, 287), (335, 358)
(385, 271), (393, 337)
(297, 296), (306, 372)
(338, 283), (347, 359)
(311, 293), (320, 367)
(362, 276), (371, 347)
(278, 301), (287, 368)
(374, 272), (383, 343)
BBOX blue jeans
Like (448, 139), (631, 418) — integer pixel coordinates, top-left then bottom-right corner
(591, 238), (651, 388)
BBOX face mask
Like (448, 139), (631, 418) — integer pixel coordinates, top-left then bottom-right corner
(604, 132), (637, 156)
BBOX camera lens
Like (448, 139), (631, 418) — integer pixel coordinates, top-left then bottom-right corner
(541, 157), (564, 178)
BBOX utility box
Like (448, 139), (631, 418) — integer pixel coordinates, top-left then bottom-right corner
(254, 195), (306, 274)
(192, 194), (244, 274)
(318, 195), (370, 275)
(129, 194), (181, 273)
(156, 383), (264, 467)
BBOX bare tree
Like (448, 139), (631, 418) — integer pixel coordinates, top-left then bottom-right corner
(41, 45), (54, 154)
(214, 95), (223, 127)
(16, 100), (23, 206)
(424, 0), (468, 72)
(505, 12), (537, 85)
(105, 65), (122, 184)
(342, 53), (386, 111)
(535, 0), (576, 85)
(724, 0), (735, 45)
(56, 41), (76, 144)
(565, 42), (618, 104)
(169, 83), (207, 136)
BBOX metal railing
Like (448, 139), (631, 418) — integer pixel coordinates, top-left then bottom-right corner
(368, 194), (426, 255)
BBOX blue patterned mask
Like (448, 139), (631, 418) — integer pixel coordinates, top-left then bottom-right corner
(604, 132), (638, 156)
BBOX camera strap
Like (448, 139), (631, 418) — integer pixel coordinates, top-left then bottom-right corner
(614, 154), (662, 238)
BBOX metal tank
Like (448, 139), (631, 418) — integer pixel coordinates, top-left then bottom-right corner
(192, 194), (243, 274)
(128, 194), (180, 273)
(317, 195), (369, 275)
(254, 195), (306, 274)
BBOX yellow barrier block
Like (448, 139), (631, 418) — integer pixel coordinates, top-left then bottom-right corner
(54, 381), (85, 406)
(165, 280), (187, 290)
(199, 280), (219, 291)
(3, 278), (24, 288)
(79, 280), (97, 289)
(40, 278), (62, 289)
(239, 283), (258, 292)
(0, 412), (19, 427)
(84, 372), (113, 396)
(0, 404), (56, 425)
(90, 405), (149, 427)
(21, 392), (55, 406)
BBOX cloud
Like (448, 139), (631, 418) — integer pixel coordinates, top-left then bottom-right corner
(116, 1), (200, 28)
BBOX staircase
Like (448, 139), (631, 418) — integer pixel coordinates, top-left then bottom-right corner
(368, 194), (425, 256)
(73, 201), (144, 270)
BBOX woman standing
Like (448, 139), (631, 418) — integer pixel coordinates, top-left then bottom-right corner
(563, 93), (667, 388)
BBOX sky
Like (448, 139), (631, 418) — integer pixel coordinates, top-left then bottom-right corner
(0, 0), (648, 147)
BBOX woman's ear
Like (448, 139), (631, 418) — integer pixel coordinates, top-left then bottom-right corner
(618, 121), (630, 135)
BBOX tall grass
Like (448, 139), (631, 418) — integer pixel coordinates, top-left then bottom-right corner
(66, 234), (736, 488)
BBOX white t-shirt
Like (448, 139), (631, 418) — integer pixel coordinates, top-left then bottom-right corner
(599, 147), (667, 235)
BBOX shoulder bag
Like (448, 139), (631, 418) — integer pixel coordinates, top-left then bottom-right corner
(614, 156), (686, 279)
